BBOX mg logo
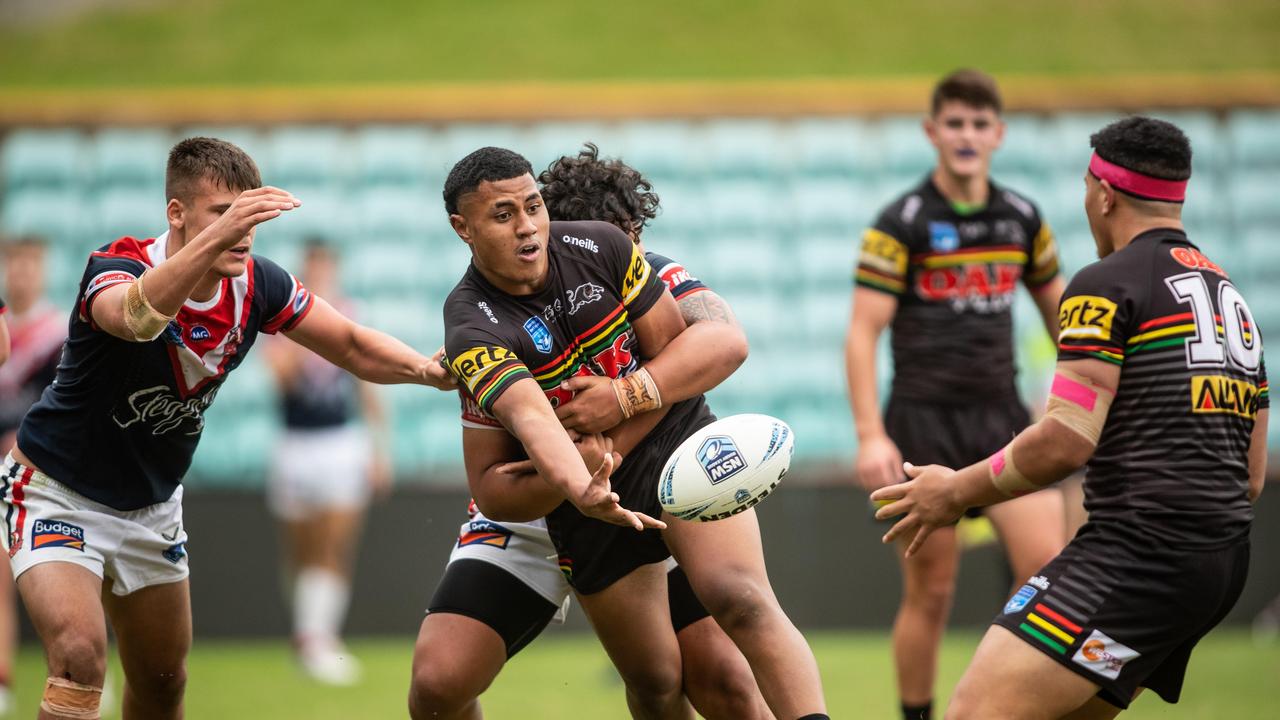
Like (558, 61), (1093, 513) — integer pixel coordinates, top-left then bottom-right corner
(696, 435), (747, 485)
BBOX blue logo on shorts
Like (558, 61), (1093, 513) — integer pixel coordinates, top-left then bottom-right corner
(697, 435), (747, 486)
(929, 221), (960, 253)
(163, 542), (187, 564)
(1004, 584), (1037, 614)
(523, 316), (554, 354)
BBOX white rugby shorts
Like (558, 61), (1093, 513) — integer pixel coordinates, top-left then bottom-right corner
(2, 453), (189, 596)
(448, 512), (572, 617)
(268, 425), (371, 520)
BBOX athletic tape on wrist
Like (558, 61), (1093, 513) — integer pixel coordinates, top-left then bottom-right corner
(42, 677), (103, 720)
(1045, 369), (1114, 446)
(612, 367), (662, 419)
(121, 271), (174, 341)
(988, 443), (1039, 498)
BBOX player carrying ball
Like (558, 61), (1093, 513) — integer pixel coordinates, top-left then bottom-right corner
(874, 116), (1268, 718)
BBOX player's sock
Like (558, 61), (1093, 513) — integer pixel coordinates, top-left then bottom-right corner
(294, 566), (350, 647)
(795, 715), (830, 720)
(901, 700), (932, 720)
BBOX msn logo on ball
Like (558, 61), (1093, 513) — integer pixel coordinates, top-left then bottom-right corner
(697, 435), (748, 486)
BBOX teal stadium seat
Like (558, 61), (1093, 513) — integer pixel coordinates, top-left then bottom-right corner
(91, 186), (166, 243)
(438, 123), (528, 172)
(357, 297), (438, 352)
(1227, 110), (1280, 169)
(524, 121), (619, 176)
(1227, 170), (1280, 228)
(1, 187), (86, 246)
(1, 129), (87, 190)
(357, 183), (433, 241)
(1145, 111), (1224, 177)
(89, 128), (173, 188)
(787, 118), (881, 179)
(1044, 112), (1127, 170)
(614, 121), (708, 184)
(789, 177), (877, 235)
(352, 125), (441, 186)
(880, 115), (936, 176)
(991, 114), (1052, 174)
(267, 184), (353, 242)
(647, 178), (711, 235)
(705, 180), (786, 233)
(347, 242), (430, 298)
(702, 119), (793, 179)
(798, 234), (856, 292)
(264, 127), (352, 187)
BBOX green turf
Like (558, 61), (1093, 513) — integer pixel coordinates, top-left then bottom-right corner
(1, 1), (1278, 87)
(11, 629), (1280, 718)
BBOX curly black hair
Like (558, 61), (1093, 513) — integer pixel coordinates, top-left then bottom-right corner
(537, 144), (660, 237)
(1090, 116), (1192, 182)
(443, 146), (534, 215)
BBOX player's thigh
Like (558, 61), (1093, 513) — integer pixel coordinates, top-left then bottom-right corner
(15, 561), (108, 675)
(576, 561), (683, 692)
(949, 625), (1100, 720)
(412, 612), (508, 699)
(986, 489), (1067, 580)
(661, 508), (775, 606)
(103, 578), (192, 676)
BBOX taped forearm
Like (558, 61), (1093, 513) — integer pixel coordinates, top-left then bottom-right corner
(121, 271), (175, 341)
(612, 367), (662, 419)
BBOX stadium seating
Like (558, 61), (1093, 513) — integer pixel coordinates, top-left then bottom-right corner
(3, 110), (1277, 485)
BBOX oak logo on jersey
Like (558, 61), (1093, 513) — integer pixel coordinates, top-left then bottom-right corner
(916, 264), (1021, 312)
(1170, 247), (1227, 278)
(1059, 295), (1118, 341)
(1191, 375), (1260, 419)
(451, 346), (519, 393)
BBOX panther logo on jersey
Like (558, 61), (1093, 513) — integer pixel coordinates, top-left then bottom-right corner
(567, 282), (605, 315)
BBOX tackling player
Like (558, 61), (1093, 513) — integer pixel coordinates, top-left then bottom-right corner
(845, 69), (1068, 720)
(0, 137), (452, 720)
(874, 116), (1267, 719)
(438, 147), (826, 719)
(410, 145), (771, 720)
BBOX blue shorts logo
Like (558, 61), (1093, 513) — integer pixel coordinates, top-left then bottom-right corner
(523, 316), (554, 354)
(929, 221), (960, 253)
(697, 435), (747, 486)
(1004, 584), (1038, 614)
(163, 542), (187, 564)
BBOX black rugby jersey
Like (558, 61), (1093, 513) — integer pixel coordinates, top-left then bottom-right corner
(445, 221), (670, 428)
(17, 234), (313, 510)
(856, 177), (1060, 402)
(1057, 228), (1268, 549)
(280, 301), (357, 430)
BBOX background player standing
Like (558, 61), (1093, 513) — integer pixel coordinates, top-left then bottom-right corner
(845, 69), (1068, 720)
(874, 115), (1267, 719)
(0, 137), (451, 720)
(0, 234), (67, 716)
(263, 240), (394, 686)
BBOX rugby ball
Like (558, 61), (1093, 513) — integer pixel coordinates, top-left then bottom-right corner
(657, 414), (793, 522)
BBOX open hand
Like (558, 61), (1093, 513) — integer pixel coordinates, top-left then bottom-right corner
(870, 462), (964, 557)
(572, 454), (666, 531)
(202, 186), (301, 250)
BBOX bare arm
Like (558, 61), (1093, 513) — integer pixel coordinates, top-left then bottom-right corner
(1029, 275), (1067, 341)
(873, 358), (1120, 555)
(283, 298), (452, 388)
(357, 379), (393, 497)
(555, 289), (747, 433)
(1249, 408), (1269, 503)
(0, 313), (9, 366)
(845, 287), (902, 491)
(91, 187), (300, 340)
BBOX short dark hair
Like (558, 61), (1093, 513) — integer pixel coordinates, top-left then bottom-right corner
(443, 147), (534, 215)
(166, 137), (261, 203)
(931, 69), (1002, 116)
(1090, 116), (1192, 182)
(537, 144), (660, 236)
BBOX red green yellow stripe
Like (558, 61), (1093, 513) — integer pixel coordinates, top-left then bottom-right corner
(856, 268), (905, 293)
(1018, 623), (1068, 654)
(1059, 344), (1124, 364)
(474, 365), (532, 409)
(916, 250), (1027, 268)
(531, 314), (630, 385)
(1027, 613), (1076, 645)
(530, 304), (625, 374)
(1034, 604), (1083, 634)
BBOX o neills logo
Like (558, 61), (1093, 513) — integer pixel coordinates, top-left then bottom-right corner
(113, 384), (216, 435)
(561, 234), (599, 253)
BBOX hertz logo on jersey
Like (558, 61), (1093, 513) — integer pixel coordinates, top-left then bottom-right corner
(451, 346), (520, 393)
(1059, 295), (1118, 341)
(621, 244), (652, 304)
(1191, 376), (1260, 419)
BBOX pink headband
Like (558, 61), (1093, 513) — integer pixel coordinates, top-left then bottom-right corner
(1088, 152), (1187, 203)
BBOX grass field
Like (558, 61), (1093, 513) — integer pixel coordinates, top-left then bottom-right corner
(12, 629), (1279, 718)
(1, 1), (1278, 87)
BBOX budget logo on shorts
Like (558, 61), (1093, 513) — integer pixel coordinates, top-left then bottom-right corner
(1072, 629), (1139, 680)
(457, 520), (514, 550)
(697, 435), (747, 486)
(929, 222), (960, 253)
(31, 519), (86, 552)
(1004, 584), (1037, 614)
(523, 316), (554, 354)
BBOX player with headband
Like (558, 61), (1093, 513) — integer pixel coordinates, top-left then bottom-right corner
(874, 116), (1268, 718)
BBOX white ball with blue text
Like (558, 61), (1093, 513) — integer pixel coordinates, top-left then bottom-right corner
(658, 414), (793, 522)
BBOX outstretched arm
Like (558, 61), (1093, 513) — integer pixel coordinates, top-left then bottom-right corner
(284, 298), (453, 388)
(846, 287), (902, 492)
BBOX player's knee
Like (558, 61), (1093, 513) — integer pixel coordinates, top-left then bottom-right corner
(699, 577), (775, 638)
(409, 656), (483, 717)
(128, 662), (187, 708)
(902, 574), (955, 621)
(618, 661), (684, 708)
(45, 631), (108, 687)
(685, 660), (763, 720)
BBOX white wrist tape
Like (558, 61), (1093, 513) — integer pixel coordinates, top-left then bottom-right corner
(121, 271), (174, 341)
